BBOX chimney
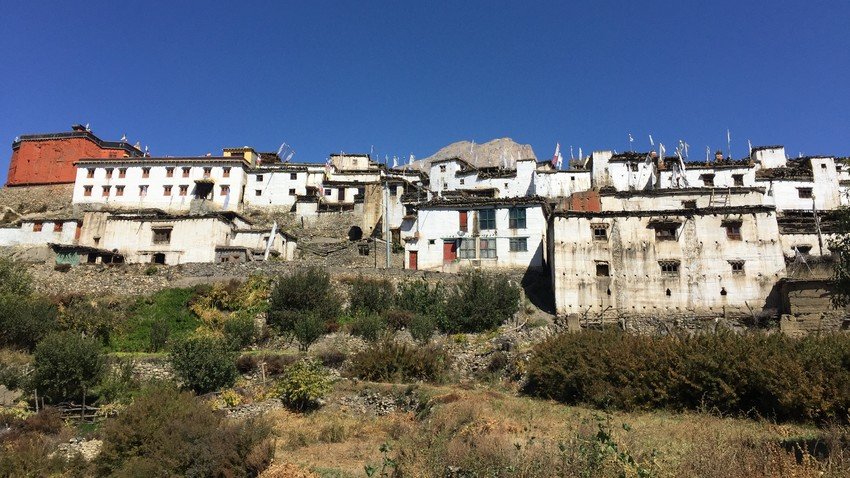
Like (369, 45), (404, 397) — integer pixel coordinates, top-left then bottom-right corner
(715, 150), (724, 162)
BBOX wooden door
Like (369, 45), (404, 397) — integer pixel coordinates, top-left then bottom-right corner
(443, 240), (457, 261)
(409, 251), (418, 270)
(459, 211), (468, 232)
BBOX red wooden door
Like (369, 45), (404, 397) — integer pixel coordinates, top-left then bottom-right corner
(443, 240), (457, 261)
(409, 251), (418, 270)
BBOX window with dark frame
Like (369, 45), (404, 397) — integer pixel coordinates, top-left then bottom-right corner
(220, 185), (230, 196)
(116, 186), (124, 196)
(86, 168), (95, 178)
(733, 174), (744, 186)
(203, 167), (212, 178)
(509, 208), (526, 229)
(139, 185), (148, 196)
(223, 167), (231, 178)
(592, 224), (608, 240)
(164, 185), (172, 196)
(179, 185), (188, 196)
(682, 200), (697, 209)
(458, 238), (476, 259)
(152, 228), (171, 245)
(730, 260), (745, 274)
(119, 168), (127, 178)
(256, 174), (264, 182)
(289, 188), (296, 195)
(654, 224), (679, 241)
(459, 210), (468, 232)
(798, 187), (813, 199)
(105, 168), (113, 179)
(700, 174), (715, 187)
(480, 238), (497, 258)
(53, 222), (62, 232)
(33, 221), (43, 232)
(142, 167), (150, 178)
(439, 165), (447, 172)
(84, 186), (92, 196)
(166, 167), (174, 178)
(479, 209), (496, 230)
(290, 173), (297, 180)
(596, 262), (610, 277)
(255, 189), (262, 196)
(659, 260), (680, 275)
(182, 167), (191, 178)
(724, 221), (742, 240)
(102, 186), (110, 197)
(509, 237), (528, 252)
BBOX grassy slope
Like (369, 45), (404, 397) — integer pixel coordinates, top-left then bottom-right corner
(108, 288), (201, 353)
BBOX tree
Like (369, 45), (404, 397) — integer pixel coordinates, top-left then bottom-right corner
(0, 295), (58, 351)
(169, 335), (238, 394)
(268, 267), (341, 334)
(442, 271), (521, 333)
(831, 207), (850, 307)
(31, 331), (105, 404)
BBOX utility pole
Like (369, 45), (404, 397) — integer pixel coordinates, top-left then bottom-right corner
(385, 178), (391, 268)
(813, 192), (824, 256)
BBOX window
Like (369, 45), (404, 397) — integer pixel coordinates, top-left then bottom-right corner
(179, 185), (188, 196)
(439, 165), (447, 172)
(821, 163), (827, 169)
(459, 210), (468, 232)
(33, 221), (43, 232)
(139, 185), (148, 197)
(142, 167), (150, 178)
(479, 209), (496, 230)
(682, 200), (697, 209)
(102, 186), (110, 197)
(119, 168), (127, 178)
(596, 262), (610, 277)
(659, 260), (680, 275)
(654, 224), (679, 241)
(591, 223), (608, 241)
(798, 187), (813, 199)
(255, 189), (262, 196)
(105, 168), (113, 179)
(509, 208), (526, 229)
(732, 174), (744, 186)
(480, 238), (497, 258)
(288, 188), (296, 195)
(203, 167), (212, 178)
(509, 237), (528, 252)
(428, 239), (436, 245)
(164, 185), (172, 196)
(182, 167), (191, 178)
(152, 228), (171, 245)
(458, 238), (476, 259)
(700, 174), (715, 187)
(116, 186), (124, 196)
(86, 168), (95, 178)
(166, 167), (174, 178)
(223, 167), (231, 178)
(220, 185), (230, 196)
(629, 163), (639, 172)
(290, 173), (297, 180)
(442, 183), (448, 190)
(325, 188), (332, 196)
(795, 245), (813, 255)
(460, 178), (465, 185)
(256, 174), (264, 182)
(724, 221), (742, 240)
(84, 186), (92, 197)
(729, 260), (745, 274)
(53, 222), (62, 232)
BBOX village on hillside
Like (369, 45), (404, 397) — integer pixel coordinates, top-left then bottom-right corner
(1, 124), (847, 331)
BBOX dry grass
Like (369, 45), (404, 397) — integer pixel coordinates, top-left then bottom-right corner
(264, 381), (850, 477)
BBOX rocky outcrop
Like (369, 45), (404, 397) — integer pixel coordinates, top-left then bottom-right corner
(412, 138), (537, 172)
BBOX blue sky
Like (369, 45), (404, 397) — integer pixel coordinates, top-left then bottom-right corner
(2, 1), (849, 183)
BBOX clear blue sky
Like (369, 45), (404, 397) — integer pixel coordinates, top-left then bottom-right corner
(2, 1), (849, 183)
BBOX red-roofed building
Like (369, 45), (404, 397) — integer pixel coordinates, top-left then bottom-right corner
(7, 124), (142, 186)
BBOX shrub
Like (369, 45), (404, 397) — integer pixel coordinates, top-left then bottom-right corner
(348, 275), (395, 315)
(408, 314), (437, 344)
(96, 358), (139, 405)
(57, 295), (119, 345)
(236, 353), (297, 375)
(276, 359), (333, 411)
(31, 331), (105, 404)
(268, 268), (341, 332)
(349, 312), (387, 342)
(96, 383), (274, 477)
(395, 278), (446, 320)
(223, 312), (257, 350)
(169, 335), (238, 394)
(316, 348), (347, 368)
(0, 295), (58, 352)
(292, 312), (326, 351)
(348, 340), (449, 383)
(441, 271), (521, 333)
(523, 329), (850, 423)
(0, 257), (32, 296)
(149, 317), (169, 352)
(384, 309), (414, 330)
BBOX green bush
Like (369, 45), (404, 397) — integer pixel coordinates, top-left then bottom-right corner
(223, 312), (256, 350)
(96, 358), (139, 405)
(31, 331), (105, 404)
(408, 314), (437, 344)
(57, 295), (119, 345)
(348, 275), (395, 316)
(349, 312), (387, 342)
(276, 359), (333, 411)
(268, 267), (341, 332)
(96, 383), (273, 477)
(0, 257), (32, 296)
(292, 312), (326, 351)
(384, 309), (414, 330)
(169, 335), (238, 394)
(0, 295), (58, 352)
(149, 317), (169, 352)
(442, 271), (520, 333)
(395, 278), (446, 321)
(348, 340), (449, 383)
(523, 330), (850, 423)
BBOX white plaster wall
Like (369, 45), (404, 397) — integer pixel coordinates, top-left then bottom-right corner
(100, 217), (232, 264)
(0, 221), (79, 246)
(551, 212), (786, 316)
(405, 205), (546, 271)
(244, 170), (308, 207)
(535, 171), (592, 198)
(758, 178), (838, 211)
(657, 166), (756, 189)
(752, 147), (787, 169)
(72, 161), (248, 212)
(598, 190), (769, 211)
(231, 231), (288, 257)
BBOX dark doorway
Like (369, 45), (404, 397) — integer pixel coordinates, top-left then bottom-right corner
(348, 226), (363, 241)
(152, 253), (166, 265)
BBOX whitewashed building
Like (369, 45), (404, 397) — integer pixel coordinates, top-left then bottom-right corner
(403, 197), (548, 272)
(0, 217), (81, 247)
